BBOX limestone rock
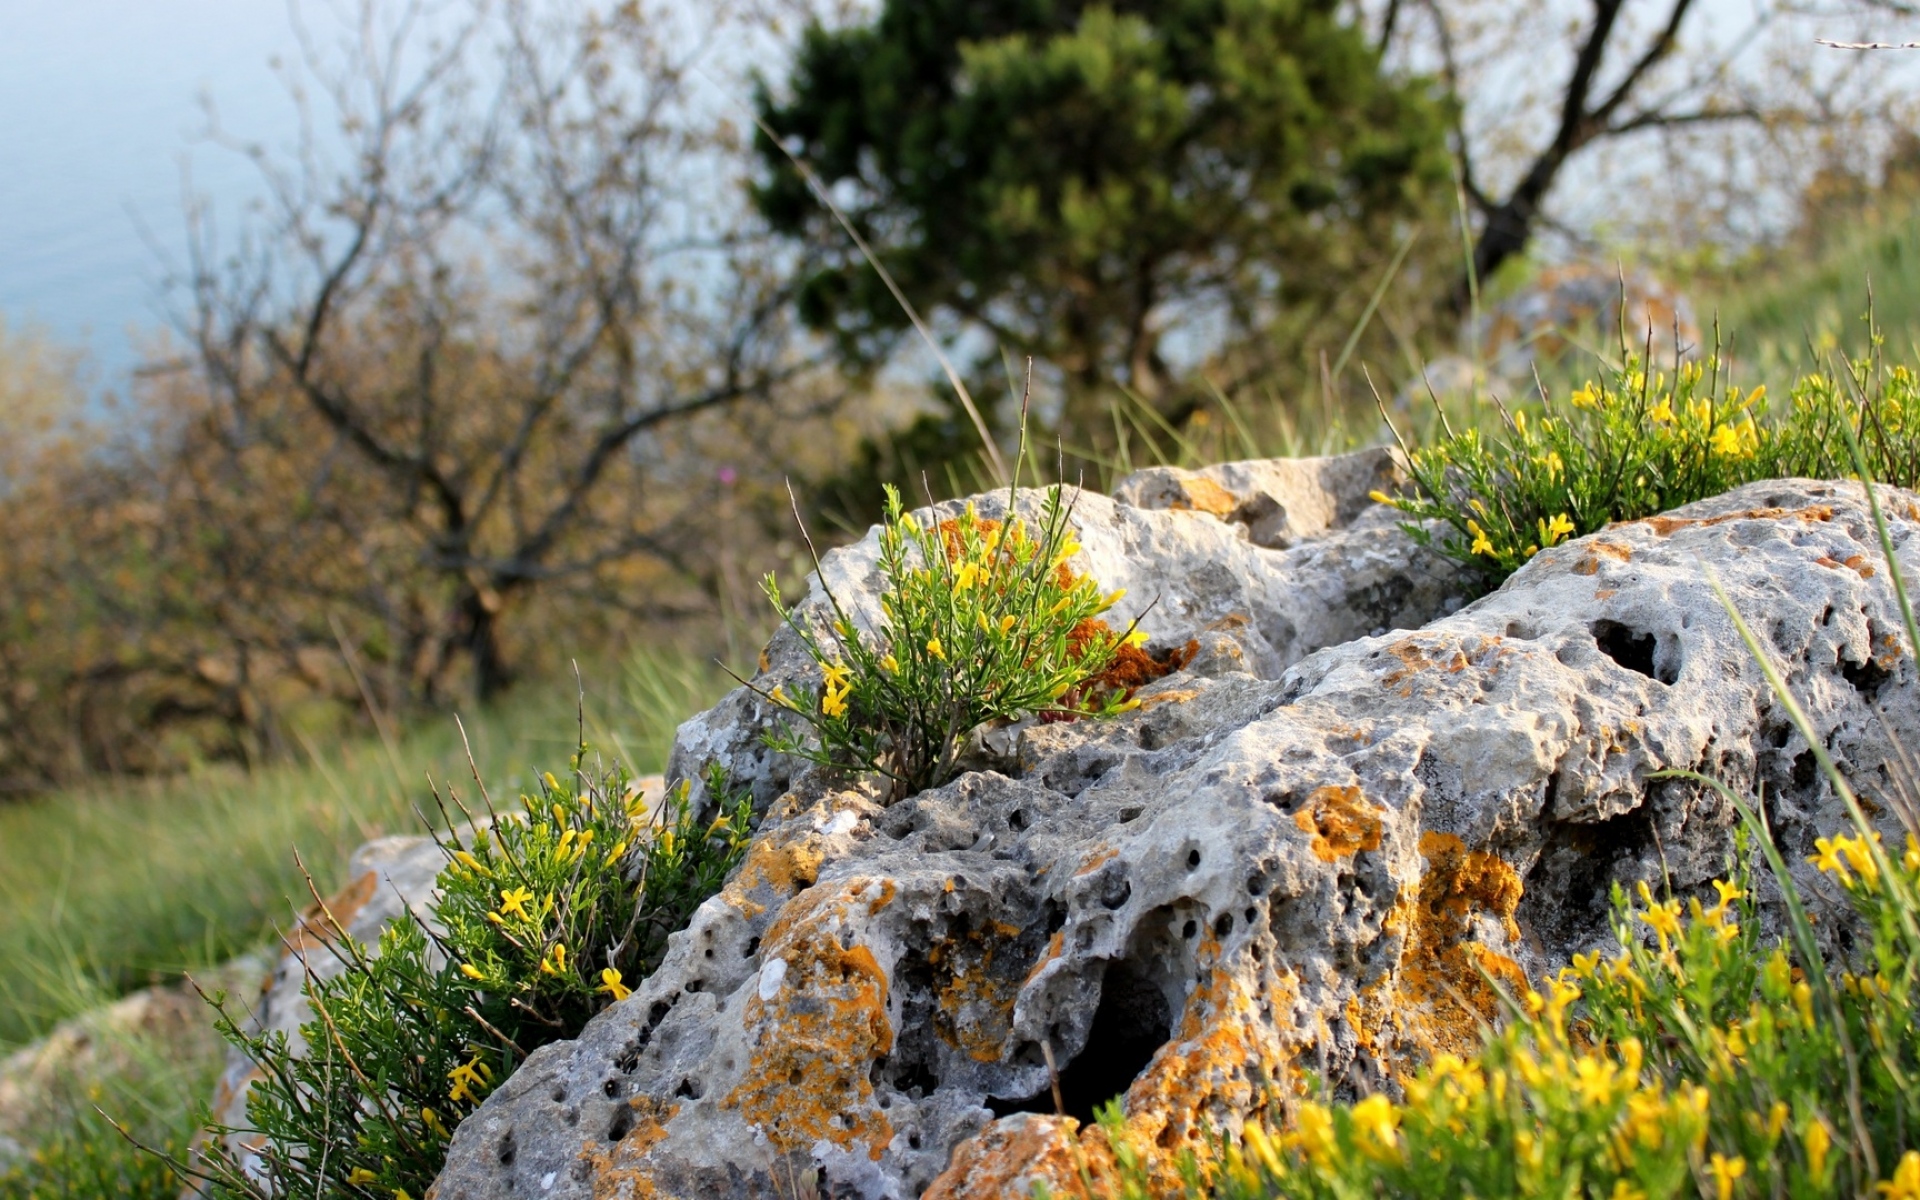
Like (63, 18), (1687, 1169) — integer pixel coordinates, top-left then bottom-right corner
(432, 476), (1920, 1199)
(667, 451), (1467, 812)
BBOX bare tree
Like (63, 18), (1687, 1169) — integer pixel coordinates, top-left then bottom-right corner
(1367, 0), (1920, 292)
(173, 0), (813, 702)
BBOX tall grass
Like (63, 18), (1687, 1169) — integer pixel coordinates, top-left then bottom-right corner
(0, 647), (729, 1051)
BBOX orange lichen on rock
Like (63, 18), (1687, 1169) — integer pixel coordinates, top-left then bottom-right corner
(1628, 503), (1833, 537)
(921, 1113), (1118, 1200)
(286, 870), (379, 954)
(1396, 832), (1526, 1059)
(1571, 540), (1634, 576)
(1378, 636), (1510, 697)
(1292, 785), (1383, 861)
(579, 1097), (679, 1200)
(720, 879), (895, 1162)
(720, 827), (827, 919)
(930, 928), (1022, 1063)
(1115, 964), (1298, 1191)
(1164, 476), (1243, 517)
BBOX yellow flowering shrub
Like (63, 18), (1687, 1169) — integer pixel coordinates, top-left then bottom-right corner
(1377, 354), (1920, 582)
(759, 481), (1148, 801)
(190, 755), (751, 1200)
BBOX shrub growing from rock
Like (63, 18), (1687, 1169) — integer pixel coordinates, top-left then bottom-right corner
(188, 757), (750, 1200)
(1379, 355), (1920, 583)
(758, 481), (1146, 801)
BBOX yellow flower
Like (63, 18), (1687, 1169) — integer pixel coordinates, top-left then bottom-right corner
(348, 1168), (378, 1186)
(821, 660), (851, 690)
(999, 614), (1017, 635)
(926, 637), (946, 661)
(1635, 881), (1682, 946)
(1369, 489), (1393, 505)
(1610, 1182), (1646, 1200)
(1542, 513), (1576, 545)
(599, 968), (632, 1001)
(497, 886), (535, 919)
(460, 963), (485, 981)
(1709, 1153), (1745, 1200)
(1123, 628), (1149, 648)
(768, 684), (796, 710)
(1805, 1118), (1833, 1179)
(1467, 518), (1496, 559)
(880, 654), (899, 673)
(1098, 588), (1127, 612)
(421, 1106), (449, 1139)
(1648, 398), (1675, 424)
(821, 686), (849, 719)
(448, 1054), (492, 1106)
(1882, 1152), (1920, 1200)
(1350, 1094), (1400, 1162)
(1287, 1101), (1336, 1167)
(454, 850), (488, 876)
(603, 838), (629, 867)
(1571, 382), (1600, 409)
(540, 942), (567, 976)
(1513, 410), (1527, 436)
(954, 561), (981, 590)
(1811, 835), (1853, 880)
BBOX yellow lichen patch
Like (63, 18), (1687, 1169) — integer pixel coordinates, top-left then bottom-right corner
(1292, 785), (1383, 861)
(921, 1113), (1117, 1200)
(1396, 832), (1526, 1059)
(1378, 636), (1510, 698)
(720, 880), (895, 1161)
(1138, 687), (1201, 710)
(580, 1097), (680, 1200)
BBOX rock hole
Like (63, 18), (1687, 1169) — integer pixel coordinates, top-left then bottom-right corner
(1181, 919), (1198, 939)
(1793, 750), (1820, 791)
(1592, 620), (1660, 681)
(497, 1129), (517, 1166)
(607, 1106), (634, 1143)
(788, 1068), (804, 1086)
(908, 1132), (922, 1150)
(1186, 848), (1201, 870)
(987, 960), (1173, 1124)
(1245, 869), (1270, 896)
(1212, 912), (1234, 937)
(743, 936), (761, 959)
(1842, 655), (1892, 702)
(673, 1077), (701, 1100)
(603, 1078), (619, 1098)
(1517, 806), (1657, 950)
(1767, 723), (1793, 749)
(1101, 879), (1132, 910)
(1009, 808), (1030, 832)
(551, 1088), (567, 1104)
(1244, 906), (1258, 925)
(685, 978), (704, 993)
(1119, 806), (1144, 823)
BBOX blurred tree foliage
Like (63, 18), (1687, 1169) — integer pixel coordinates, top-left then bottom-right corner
(753, 0), (1455, 443)
(0, 1), (848, 793)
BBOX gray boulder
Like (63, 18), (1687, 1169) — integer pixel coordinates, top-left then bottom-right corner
(427, 471), (1918, 1199)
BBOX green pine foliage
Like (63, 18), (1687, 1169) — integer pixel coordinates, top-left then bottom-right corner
(755, 0), (1452, 427)
(193, 756), (751, 1200)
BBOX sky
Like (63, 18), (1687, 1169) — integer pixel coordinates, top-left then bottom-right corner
(0, 0), (303, 380)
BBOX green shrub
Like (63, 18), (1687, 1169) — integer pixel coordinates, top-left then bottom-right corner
(191, 755), (751, 1200)
(1, 1123), (185, 1200)
(759, 482), (1142, 801)
(1379, 355), (1920, 583)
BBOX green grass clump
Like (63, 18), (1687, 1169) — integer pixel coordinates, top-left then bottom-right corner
(0, 648), (726, 1051)
(1380, 354), (1920, 583)
(192, 757), (751, 1200)
(758, 482), (1141, 802)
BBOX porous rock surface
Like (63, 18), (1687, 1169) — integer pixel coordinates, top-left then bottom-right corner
(423, 467), (1920, 1199)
